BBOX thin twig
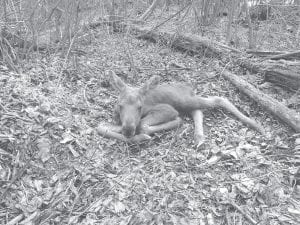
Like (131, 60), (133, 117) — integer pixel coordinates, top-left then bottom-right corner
(137, 3), (191, 38)
(0, 101), (8, 112)
(0, 164), (28, 200)
(3, 112), (34, 123)
(6, 214), (24, 225)
(83, 83), (91, 108)
(228, 200), (258, 225)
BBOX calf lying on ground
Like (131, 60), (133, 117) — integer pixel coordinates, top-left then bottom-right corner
(97, 71), (264, 146)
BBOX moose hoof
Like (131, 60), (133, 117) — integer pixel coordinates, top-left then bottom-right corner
(194, 134), (205, 148)
(129, 134), (151, 143)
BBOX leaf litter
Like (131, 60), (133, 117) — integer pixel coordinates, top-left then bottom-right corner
(0, 28), (299, 225)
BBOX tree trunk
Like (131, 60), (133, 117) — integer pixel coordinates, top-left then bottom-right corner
(226, 0), (236, 43)
(243, 0), (255, 49)
(139, 0), (160, 21)
(132, 26), (222, 57)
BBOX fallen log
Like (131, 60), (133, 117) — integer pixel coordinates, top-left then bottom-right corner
(131, 26), (222, 57)
(246, 50), (287, 57)
(129, 26), (300, 90)
(221, 70), (300, 132)
(246, 49), (300, 60)
(268, 50), (300, 60)
(238, 60), (261, 73)
(123, 24), (300, 91)
(264, 67), (300, 90)
(239, 60), (300, 90)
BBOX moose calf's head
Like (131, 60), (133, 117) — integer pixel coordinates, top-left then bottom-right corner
(108, 70), (160, 138)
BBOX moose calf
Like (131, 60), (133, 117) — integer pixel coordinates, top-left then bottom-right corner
(97, 71), (264, 146)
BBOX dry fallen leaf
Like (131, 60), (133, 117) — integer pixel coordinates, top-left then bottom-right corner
(60, 131), (74, 144)
(114, 201), (126, 214)
(36, 137), (52, 162)
(45, 117), (61, 125)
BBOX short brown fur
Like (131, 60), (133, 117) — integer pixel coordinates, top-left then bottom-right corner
(99, 71), (264, 145)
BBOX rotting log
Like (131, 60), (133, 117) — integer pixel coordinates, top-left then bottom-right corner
(239, 60), (300, 90)
(246, 50), (287, 57)
(129, 26), (300, 90)
(89, 20), (236, 57)
(268, 50), (300, 60)
(130, 26), (222, 58)
(221, 70), (300, 132)
(264, 68), (300, 90)
(238, 60), (261, 73)
(246, 49), (300, 60)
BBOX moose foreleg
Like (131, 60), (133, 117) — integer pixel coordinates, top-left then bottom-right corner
(97, 125), (127, 141)
(140, 104), (182, 135)
(109, 124), (122, 133)
(141, 117), (183, 135)
(97, 124), (151, 143)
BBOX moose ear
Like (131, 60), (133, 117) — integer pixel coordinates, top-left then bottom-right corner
(140, 75), (160, 95)
(108, 70), (127, 92)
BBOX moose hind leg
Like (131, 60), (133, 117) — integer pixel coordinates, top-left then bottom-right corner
(202, 96), (264, 134)
(191, 110), (205, 147)
(140, 104), (182, 135)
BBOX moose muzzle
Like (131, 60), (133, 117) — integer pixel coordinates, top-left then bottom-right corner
(122, 121), (136, 138)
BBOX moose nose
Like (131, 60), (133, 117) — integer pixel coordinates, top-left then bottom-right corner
(122, 124), (136, 138)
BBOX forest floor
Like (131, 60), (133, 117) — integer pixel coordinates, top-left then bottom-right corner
(1, 12), (300, 225)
